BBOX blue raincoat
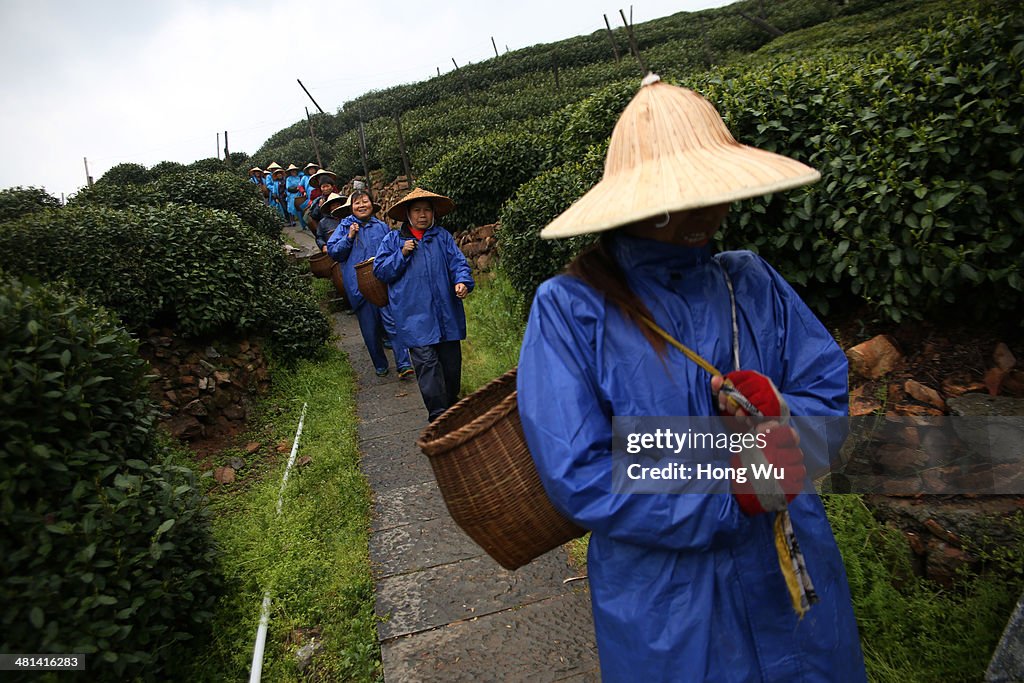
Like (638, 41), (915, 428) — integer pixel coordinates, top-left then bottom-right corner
(517, 235), (865, 683)
(328, 215), (411, 372)
(328, 215), (393, 311)
(373, 225), (474, 349)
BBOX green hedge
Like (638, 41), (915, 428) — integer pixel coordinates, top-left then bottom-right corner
(153, 171), (280, 241)
(711, 7), (1024, 320)
(500, 6), (1024, 323)
(0, 186), (62, 223)
(0, 276), (220, 680)
(418, 131), (552, 231)
(96, 163), (150, 187)
(0, 204), (329, 358)
(497, 146), (605, 306)
(69, 171), (280, 242)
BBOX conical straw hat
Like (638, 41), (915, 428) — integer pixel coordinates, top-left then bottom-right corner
(249, 166), (263, 174)
(303, 162), (319, 171)
(266, 162), (283, 171)
(286, 163), (300, 172)
(310, 169), (337, 186)
(540, 74), (820, 239)
(322, 192), (349, 217)
(386, 187), (455, 222)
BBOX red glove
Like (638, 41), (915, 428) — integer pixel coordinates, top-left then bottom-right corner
(719, 370), (788, 418)
(731, 425), (806, 516)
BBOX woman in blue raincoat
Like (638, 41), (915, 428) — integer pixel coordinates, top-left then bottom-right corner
(266, 163), (286, 221)
(516, 76), (866, 682)
(373, 188), (474, 421)
(328, 189), (414, 379)
(283, 164), (305, 229)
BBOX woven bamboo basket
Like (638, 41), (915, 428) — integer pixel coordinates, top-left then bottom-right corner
(417, 368), (586, 570)
(308, 252), (334, 278)
(355, 258), (389, 307)
(329, 262), (347, 302)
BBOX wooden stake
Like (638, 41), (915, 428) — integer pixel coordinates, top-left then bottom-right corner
(216, 132), (220, 160)
(491, 36), (499, 57)
(437, 66), (441, 76)
(296, 79), (325, 114)
(358, 118), (370, 181)
(603, 14), (621, 62)
(737, 10), (785, 37)
(224, 131), (230, 165)
(393, 111), (413, 182)
(619, 8), (647, 73)
(83, 157), (93, 188)
(305, 107), (323, 168)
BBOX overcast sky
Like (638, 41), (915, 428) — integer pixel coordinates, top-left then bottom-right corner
(0, 0), (732, 201)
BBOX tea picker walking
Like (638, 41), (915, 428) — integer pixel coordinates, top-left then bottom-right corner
(516, 75), (866, 682)
(327, 189), (414, 379)
(373, 188), (473, 421)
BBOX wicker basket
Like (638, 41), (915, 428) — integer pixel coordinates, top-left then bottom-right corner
(417, 368), (586, 570)
(308, 252), (334, 278)
(329, 262), (347, 301)
(355, 258), (389, 307)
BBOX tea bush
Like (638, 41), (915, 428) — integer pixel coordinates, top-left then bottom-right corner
(153, 171), (280, 241)
(0, 186), (61, 223)
(96, 162), (150, 187)
(497, 146), (605, 306)
(0, 204), (329, 358)
(418, 131), (552, 231)
(0, 276), (220, 680)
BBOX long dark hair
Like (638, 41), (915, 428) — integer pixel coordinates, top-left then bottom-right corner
(565, 234), (667, 356)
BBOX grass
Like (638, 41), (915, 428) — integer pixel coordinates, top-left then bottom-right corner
(186, 344), (380, 682)
(461, 272), (527, 394)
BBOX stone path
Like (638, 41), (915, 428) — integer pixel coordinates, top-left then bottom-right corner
(284, 226), (600, 682)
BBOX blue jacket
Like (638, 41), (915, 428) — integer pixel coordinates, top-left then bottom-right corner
(327, 215), (393, 311)
(517, 235), (864, 683)
(373, 224), (474, 348)
(317, 216), (341, 251)
(285, 175), (302, 199)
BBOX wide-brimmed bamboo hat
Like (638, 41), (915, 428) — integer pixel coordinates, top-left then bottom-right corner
(266, 162), (283, 172)
(310, 169), (337, 186)
(285, 163), (300, 173)
(321, 192), (350, 218)
(386, 187), (455, 222)
(248, 166), (263, 174)
(303, 162), (319, 172)
(540, 74), (820, 239)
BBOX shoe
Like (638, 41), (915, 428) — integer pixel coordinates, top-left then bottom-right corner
(376, 368), (389, 377)
(398, 367), (415, 380)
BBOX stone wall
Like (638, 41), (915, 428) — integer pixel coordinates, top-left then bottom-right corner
(456, 223), (499, 273)
(138, 329), (270, 442)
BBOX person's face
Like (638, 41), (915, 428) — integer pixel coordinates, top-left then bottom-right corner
(307, 167), (319, 176)
(320, 182), (336, 194)
(624, 204), (729, 247)
(289, 170), (298, 177)
(408, 200), (434, 229)
(352, 194), (374, 220)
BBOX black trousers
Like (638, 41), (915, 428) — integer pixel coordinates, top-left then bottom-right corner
(408, 341), (462, 422)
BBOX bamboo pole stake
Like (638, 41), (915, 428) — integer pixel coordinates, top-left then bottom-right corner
(603, 14), (621, 62)
(305, 107), (323, 168)
(619, 8), (647, 73)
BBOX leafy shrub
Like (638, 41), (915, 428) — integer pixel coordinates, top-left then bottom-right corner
(66, 182), (164, 211)
(0, 276), (220, 680)
(418, 131), (552, 231)
(0, 204), (329, 358)
(147, 160), (187, 181)
(96, 162), (150, 187)
(710, 7), (1024, 321)
(0, 186), (61, 223)
(69, 171), (280, 241)
(153, 171), (280, 241)
(187, 157), (229, 174)
(497, 146), (605, 307)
